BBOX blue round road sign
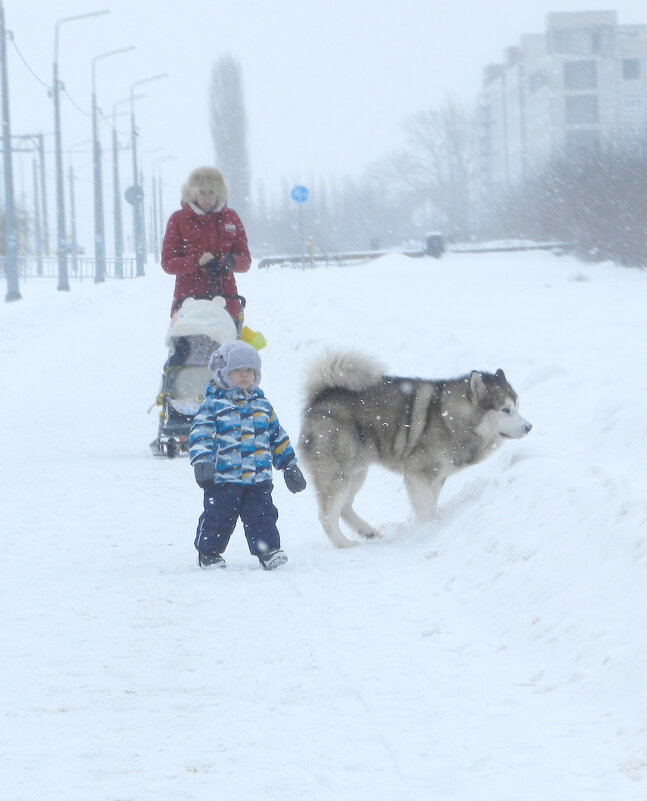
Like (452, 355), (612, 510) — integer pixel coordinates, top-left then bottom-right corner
(125, 184), (144, 205)
(291, 185), (309, 204)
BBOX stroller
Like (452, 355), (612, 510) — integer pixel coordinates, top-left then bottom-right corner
(149, 296), (241, 457)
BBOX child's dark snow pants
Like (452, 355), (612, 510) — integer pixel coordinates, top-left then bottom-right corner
(195, 481), (280, 558)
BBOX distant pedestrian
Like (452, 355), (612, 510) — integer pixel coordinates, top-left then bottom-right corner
(189, 341), (306, 570)
(161, 166), (251, 326)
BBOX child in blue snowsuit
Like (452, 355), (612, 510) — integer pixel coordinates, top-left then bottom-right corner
(189, 341), (306, 569)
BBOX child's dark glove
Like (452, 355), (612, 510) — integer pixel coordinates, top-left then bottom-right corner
(284, 465), (306, 493)
(194, 462), (216, 489)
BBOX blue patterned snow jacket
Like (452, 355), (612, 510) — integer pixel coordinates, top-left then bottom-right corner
(188, 382), (298, 483)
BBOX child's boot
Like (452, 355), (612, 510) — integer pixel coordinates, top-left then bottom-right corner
(198, 552), (227, 568)
(259, 549), (288, 570)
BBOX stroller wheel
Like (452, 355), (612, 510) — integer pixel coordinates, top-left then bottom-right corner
(166, 438), (179, 458)
(150, 438), (164, 457)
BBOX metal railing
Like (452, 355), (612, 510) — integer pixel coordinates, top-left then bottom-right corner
(1, 255), (137, 280)
(257, 247), (436, 270)
(448, 240), (573, 254)
(256, 238), (572, 268)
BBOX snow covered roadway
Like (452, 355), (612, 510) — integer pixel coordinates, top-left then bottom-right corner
(1, 252), (645, 800)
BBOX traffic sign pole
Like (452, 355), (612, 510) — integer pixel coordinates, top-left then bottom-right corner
(291, 185), (309, 254)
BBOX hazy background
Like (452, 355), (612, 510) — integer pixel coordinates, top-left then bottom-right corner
(3, 0), (647, 244)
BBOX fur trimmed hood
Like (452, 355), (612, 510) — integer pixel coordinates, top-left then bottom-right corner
(181, 166), (228, 211)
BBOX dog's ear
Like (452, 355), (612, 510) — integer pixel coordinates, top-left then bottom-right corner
(495, 368), (507, 382)
(469, 370), (485, 399)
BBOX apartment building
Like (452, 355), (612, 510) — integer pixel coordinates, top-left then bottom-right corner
(475, 10), (647, 201)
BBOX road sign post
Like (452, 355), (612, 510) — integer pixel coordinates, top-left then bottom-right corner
(291, 185), (309, 254)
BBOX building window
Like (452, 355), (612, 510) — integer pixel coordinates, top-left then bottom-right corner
(623, 93), (642, 114)
(528, 70), (548, 93)
(622, 58), (641, 80)
(551, 28), (592, 55)
(564, 60), (597, 89)
(549, 25), (611, 56)
(565, 95), (599, 125)
(591, 31), (601, 54)
(566, 129), (600, 157)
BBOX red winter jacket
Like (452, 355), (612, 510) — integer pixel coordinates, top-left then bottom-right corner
(161, 202), (251, 319)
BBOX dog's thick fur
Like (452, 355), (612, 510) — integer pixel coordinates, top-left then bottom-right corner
(299, 350), (532, 548)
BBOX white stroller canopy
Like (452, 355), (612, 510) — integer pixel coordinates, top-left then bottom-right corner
(165, 297), (237, 350)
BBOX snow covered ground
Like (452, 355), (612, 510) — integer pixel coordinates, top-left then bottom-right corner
(1, 250), (646, 801)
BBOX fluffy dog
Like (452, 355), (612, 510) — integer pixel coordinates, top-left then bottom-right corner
(299, 350), (532, 548)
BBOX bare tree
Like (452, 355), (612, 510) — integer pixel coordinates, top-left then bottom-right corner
(243, 96), (474, 256)
(0, 202), (30, 255)
(394, 96), (473, 239)
(482, 141), (647, 267)
(209, 55), (250, 220)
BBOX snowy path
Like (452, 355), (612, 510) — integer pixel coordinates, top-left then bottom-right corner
(1, 253), (645, 800)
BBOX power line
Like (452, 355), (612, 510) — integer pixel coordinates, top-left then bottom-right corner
(62, 86), (91, 117)
(7, 32), (51, 91)
(9, 31), (92, 117)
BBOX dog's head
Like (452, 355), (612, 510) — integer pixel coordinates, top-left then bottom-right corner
(470, 369), (532, 440)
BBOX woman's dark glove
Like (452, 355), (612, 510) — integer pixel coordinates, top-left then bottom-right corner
(219, 253), (235, 272)
(284, 465), (306, 493)
(203, 253), (234, 275)
(194, 462), (216, 488)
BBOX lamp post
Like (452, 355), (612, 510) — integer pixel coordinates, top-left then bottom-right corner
(129, 73), (167, 277)
(68, 164), (78, 275)
(91, 46), (134, 283)
(111, 100), (128, 279)
(32, 159), (43, 275)
(53, 9), (109, 291)
(0, 0), (20, 301)
(152, 155), (176, 261)
(112, 95), (144, 278)
(139, 147), (162, 263)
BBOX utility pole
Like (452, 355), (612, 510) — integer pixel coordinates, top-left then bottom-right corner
(1, 0), (21, 301)
(32, 159), (43, 275)
(38, 134), (48, 255)
(151, 172), (158, 261)
(130, 91), (144, 276)
(91, 69), (106, 281)
(53, 10), (110, 291)
(112, 108), (124, 278)
(152, 154), (175, 263)
(52, 27), (68, 289)
(129, 73), (167, 277)
(68, 165), (77, 275)
(11, 134), (49, 264)
(91, 46), (134, 282)
(154, 154), (176, 254)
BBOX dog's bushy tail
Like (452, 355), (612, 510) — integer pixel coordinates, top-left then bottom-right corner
(304, 349), (385, 403)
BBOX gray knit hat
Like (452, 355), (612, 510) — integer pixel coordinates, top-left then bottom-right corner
(208, 341), (262, 391)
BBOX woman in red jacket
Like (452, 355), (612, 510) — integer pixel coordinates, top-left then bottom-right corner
(161, 166), (251, 323)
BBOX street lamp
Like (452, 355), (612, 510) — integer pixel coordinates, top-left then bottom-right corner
(91, 45), (135, 283)
(112, 94), (144, 278)
(152, 155), (176, 261)
(53, 9), (109, 291)
(139, 148), (162, 261)
(0, 0), (20, 301)
(129, 73), (168, 277)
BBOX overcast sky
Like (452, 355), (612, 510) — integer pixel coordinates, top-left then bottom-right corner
(4, 0), (647, 227)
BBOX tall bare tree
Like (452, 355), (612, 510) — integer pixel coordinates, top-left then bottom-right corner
(394, 96), (473, 238)
(209, 55), (250, 220)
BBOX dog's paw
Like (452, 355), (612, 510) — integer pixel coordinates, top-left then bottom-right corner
(336, 538), (360, 548)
